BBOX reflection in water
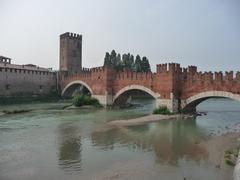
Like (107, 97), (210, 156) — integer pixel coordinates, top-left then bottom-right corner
(0, 98), (240, 180)
(91, 117), (208, 165)
(57, 123), (82, 171)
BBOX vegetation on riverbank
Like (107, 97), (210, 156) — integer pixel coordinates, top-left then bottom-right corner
(224, 147), (239, 166)
(153, 106), (172, 115)
(72, 95), (102, 107)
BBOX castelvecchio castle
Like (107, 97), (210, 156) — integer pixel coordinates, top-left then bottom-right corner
(1, 32), (240, 112)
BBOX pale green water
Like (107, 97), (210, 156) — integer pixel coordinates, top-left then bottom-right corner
(0, 98), (240, 180)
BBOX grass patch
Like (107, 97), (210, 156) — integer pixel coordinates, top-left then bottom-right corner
(72, 95), (101, 107)
(153, 106), (172, 115)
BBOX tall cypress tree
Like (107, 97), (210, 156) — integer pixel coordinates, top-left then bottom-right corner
(115, 53), (123, 70)
(129, 55), (134, 70)
(110, 50), (117, 67)
(103, 50), (151, 72)
(122, 53), (128, 68)
(135, 55), (142, 72)
(141, 56), (151, 72)
(104, 52), (111, 66)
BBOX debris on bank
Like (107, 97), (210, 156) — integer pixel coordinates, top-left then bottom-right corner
(1, 109), (32, 115)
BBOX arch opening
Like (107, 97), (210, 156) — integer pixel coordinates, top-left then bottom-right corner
(182, 91), (240, 113)
(61, 81), (93, 98)
(112, 85), (159, 110)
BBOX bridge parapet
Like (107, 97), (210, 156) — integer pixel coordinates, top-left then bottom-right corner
(224, 71), (234, 81)
(156, 63), (182, 73)
(115, 70), (153, 81)
(59, 62), (240, 113)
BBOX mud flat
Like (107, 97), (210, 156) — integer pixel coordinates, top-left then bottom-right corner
(200, 132), (240, 180)
(107, 114), (192, 127)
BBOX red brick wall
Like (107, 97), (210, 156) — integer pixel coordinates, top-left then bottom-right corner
(61, 63), (240, 100)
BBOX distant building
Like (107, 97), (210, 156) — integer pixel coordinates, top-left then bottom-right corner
(0, 56), (11, 64)
(0, 57), (56, 97)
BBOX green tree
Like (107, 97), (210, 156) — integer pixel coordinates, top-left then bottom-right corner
(110, 50), (117, 67)
(115, 53), (123, 70)
(129, 55), (134, 70)
(141, 56), (151, 72)
(122, 53), (134, 70)
(104, 52), (111, 66)
(134, 55), (142, 72)
(122, 54), (128, 68)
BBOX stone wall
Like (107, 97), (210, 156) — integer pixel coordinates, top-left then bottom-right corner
(0, 63), (56, 97)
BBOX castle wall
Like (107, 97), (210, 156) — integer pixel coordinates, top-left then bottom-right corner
(180, 68), (240, 100)
(0, 64), (56, 97)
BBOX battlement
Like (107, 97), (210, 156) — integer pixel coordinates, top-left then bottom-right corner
(91, 66), (105, 73)
(156, 63), (168, 73)
(82, 67), (91, 72)
(115, 70), (153, 80)
(60, 32), (82, 39)
(156, 63), (182, 73)
(188, 66), (197, 74)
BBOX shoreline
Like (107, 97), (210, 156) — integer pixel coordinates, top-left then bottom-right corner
(200, 132), (240, 180)
(107, 114), (193, 127)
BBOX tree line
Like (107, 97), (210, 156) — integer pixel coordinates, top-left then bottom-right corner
(103, 50), (151, 72)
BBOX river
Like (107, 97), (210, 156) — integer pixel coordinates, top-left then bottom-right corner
(0, 98), (240, 180)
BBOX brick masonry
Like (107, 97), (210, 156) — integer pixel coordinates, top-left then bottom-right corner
(60, 64), (240, 112)
(60, 32), (240, 112)
(1, 32), (239, 112)
(0, 63), (56, 97)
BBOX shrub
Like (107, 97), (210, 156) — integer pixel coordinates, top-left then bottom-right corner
(72, 95), (85, 107)
(72, 95), (100, 107)
(225, 159), (235, 166)
(153, 106), (171, 115)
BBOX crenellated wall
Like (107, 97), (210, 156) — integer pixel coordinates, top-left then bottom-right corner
(60, 63), (240, 112)
(0, 63), (56, 97)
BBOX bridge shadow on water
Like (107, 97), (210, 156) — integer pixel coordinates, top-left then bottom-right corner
(90, 117), (208, 166)
(55, 97), (240, 176)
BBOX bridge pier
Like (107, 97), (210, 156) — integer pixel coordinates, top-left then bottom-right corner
(156, 93), (179, 113)
(92, 94), (113, 107)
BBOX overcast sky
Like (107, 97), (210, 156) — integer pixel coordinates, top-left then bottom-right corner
(0, 0), (239, 72)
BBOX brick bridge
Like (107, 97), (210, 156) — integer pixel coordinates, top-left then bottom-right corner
(59, 63), (240, 112)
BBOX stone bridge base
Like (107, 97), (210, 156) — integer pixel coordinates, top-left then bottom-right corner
(92, 95), (113, 107)
(92, 94), (180, 112)
(156, 98), (179, 113)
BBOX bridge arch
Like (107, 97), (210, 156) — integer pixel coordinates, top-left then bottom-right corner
(61, 80), (93, 97)
(181, 91), (240, 112)
(113, 85), (160, 105)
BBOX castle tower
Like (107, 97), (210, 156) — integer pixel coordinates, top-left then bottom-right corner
(60, 32), (82, 73)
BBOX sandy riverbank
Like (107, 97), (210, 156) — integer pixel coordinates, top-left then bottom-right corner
(199, 132), (240, 180)
(107, 114), (192, 127)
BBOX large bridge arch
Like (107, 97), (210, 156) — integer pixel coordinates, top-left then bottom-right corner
(181, 91), (240, 112)
(112, 85), (160, 105)
(61, 80), (93, 97)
